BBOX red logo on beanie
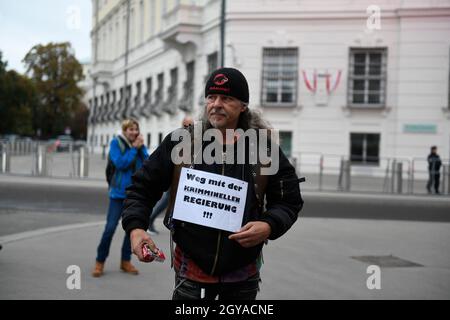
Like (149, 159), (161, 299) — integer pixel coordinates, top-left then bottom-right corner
(213, 74), (228, 86)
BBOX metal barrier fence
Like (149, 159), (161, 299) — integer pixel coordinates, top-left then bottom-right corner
(0, 140), (89, 178)
(1, 143), (449, 195)
(292, 153), (449, 195)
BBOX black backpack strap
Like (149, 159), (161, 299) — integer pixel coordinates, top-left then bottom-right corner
(164, 163), (184, 230)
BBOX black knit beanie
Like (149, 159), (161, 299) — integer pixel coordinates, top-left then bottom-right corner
(204, 67), (249, 104)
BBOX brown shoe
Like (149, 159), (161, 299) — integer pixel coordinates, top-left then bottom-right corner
(92, 261), (104, 277)
(120, 260), (139, 275)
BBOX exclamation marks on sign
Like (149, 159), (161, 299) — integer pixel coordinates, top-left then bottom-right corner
(203, 211), (213, 219)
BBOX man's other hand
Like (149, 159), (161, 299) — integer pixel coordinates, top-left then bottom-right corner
(228, 221), (271, 248)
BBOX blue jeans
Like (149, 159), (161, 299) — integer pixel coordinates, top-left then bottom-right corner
(148, 191), (170, 227)
(96, 198), (131, 262)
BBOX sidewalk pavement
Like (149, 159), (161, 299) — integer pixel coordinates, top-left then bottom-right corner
(0, 174), (449, 299)
(0, 215), (449, 299)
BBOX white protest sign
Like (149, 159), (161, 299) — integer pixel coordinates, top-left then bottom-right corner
(172, 167), (248, 232)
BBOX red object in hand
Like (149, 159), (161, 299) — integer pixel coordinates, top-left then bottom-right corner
(142, 244), (166, 263)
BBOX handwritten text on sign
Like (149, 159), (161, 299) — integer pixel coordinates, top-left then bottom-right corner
(172, 168), (248, 232)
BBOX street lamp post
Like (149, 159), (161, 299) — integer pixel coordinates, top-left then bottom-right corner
(220, 0), (226, 67)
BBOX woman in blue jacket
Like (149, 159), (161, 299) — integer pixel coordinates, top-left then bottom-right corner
(92, 119), (149, 277)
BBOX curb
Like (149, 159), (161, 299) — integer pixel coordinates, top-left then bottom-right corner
(0, 221), (104, 245)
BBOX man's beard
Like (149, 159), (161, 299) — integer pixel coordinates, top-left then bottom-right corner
(208, 108), (227, 129)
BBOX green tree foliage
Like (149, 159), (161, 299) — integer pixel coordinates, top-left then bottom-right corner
(69, 102), (89, 140)
(0, 52), (36, 136)
(23, 42), (85, 138)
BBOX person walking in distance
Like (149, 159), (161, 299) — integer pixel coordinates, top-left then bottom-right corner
(426, 146), (442, 195)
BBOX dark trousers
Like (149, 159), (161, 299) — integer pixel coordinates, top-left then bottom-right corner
(427, 173), (440, 193)
(172, 273), (260, 300)
(96, 198), (131, 262)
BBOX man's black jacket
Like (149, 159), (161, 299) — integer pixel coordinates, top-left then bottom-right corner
(428, 153), (441, 173)
(122, 130), (303, 275)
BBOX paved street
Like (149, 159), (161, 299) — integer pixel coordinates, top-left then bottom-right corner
(0, 175), (449, 299)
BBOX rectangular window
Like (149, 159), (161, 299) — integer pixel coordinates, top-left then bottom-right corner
(180, 61), (195, 111)
(111, 90), (116, 115)
(350, 133), (380, 165)
(187, 61), (195, 84)
(158, 133), (163, 145)
(126, 85), (132, 109)
(119, 87), (124, 103)
(105, 92), (110, 109)
(100, 95), (104, 110)
(157, 73), (164, 102)
(207, 52), (218, 75)
(261, 48), (298, 106)
(94, 97), (98, 121)
(147, 133), (151, 148)
(135, 81), (141, 108)
(136, 81), (141, 97)
(279, 131), (293, 158)
(170, 67), (178, 99)
(348, 48), (387, 107)
(145, 77), (152, 103)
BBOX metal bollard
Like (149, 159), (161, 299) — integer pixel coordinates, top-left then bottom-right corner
(410, 160), (415, 194)
(443, 164), (450, 194)
(78, 146), (89, 178)
(390, 160), (397, 193)
(338, 158), (344, 190)
(1, 144), (11, 173)
(69, 143), (75, 177)
(396, 162), (403, 194)
(338, 159), (351, 191)
(34, 145), (48, 176)
(344, 160), (351, 191)
(319, 155), (324, 191)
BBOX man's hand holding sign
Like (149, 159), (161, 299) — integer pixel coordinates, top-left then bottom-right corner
(228, 221), (271, 248)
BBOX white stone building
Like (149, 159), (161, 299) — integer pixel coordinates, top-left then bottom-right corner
(86, 0), (450, 177)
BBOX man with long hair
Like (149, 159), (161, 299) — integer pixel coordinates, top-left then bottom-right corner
(122, 68), (303, 299)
